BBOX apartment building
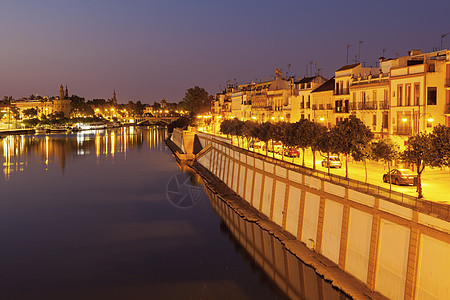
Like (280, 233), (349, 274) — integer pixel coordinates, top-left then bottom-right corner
(290, 76), (327, 122)
(211, 48), (450, 140)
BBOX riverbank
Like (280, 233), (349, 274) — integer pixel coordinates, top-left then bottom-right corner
(166, 137), (386, 300)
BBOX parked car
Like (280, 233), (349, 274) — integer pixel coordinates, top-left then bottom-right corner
(284, 147), (300, 157)
(249, 140), (263, 150)
(383, 169), (417, 186)
(263, 141), (283, 154)
(321, 156), (342, 168)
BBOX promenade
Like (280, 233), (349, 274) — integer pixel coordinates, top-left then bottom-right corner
(202, 130), (450, 205)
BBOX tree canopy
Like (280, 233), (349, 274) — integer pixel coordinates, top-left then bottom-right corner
(179, 86), (212, 115)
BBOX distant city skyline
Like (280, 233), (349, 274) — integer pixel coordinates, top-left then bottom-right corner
(1, 0), (449, 104)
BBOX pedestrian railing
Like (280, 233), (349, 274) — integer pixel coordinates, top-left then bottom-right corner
(211, 137), (450, 221)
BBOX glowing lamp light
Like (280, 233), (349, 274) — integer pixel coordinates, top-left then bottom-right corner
(427, 118), (434, 122)
(280, 117), (284, 120)
(319, 117), (325, 121)
(402, 118), (408, 122)
(251, 116), (256, 120)
(270, 117), (275, 120)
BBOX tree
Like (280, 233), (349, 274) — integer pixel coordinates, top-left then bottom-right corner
(23, 108), (38, 119)
(333, 115), (374, 178)
(168, 116), (191, 133)
(179, 86), (212, 116)
(242, 120), (258, 149)
(310, 122), (327, 170)
(316, 129), (337, 175)
(401, 133), (436, 199)
(430, 124), (450, 167)
(372, 138), (400, 190)
(255, 122), (273, 156)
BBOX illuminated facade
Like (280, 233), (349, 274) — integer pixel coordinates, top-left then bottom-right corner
(13, 84), (72, 118)
(212, 49), (450, 139)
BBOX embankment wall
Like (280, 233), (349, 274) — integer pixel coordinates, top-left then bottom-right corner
(196, 133), (450, 300)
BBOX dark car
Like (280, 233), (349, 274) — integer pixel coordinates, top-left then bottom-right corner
(284, 148), (300, 157)
(383, 169), (417, 186)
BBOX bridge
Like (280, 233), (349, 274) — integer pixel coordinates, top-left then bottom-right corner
(134, 116), (180, 125)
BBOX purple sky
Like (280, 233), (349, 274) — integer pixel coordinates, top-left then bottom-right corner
(1, 0), (449, 104)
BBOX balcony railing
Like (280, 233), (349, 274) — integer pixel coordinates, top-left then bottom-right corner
(318, 104), (324, 110)
(446, 78), (450, 88)
(300, 102), (304, 109)
(358, 101), (378, 110)
(312, 104), (317, 110)
(326, 104), (333, 110)
(306, 102), (311, 109)
(394, 126), (412, 135)
(379, 100), (389, 110)
(334, 88), (350, 95)
(335, 106), (349, 113)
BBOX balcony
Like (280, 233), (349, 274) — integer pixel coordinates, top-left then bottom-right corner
(358, 101), (378, 110)
(379, 100), (389, 110)
(326, 104), (333, 110)
(335, 106), (349, 113)
(318, 104), (324, 110)
(300, 102), (304, 109)
(446, 78), (450, 89)
(334, 88), (350, 95)
(394, 126), (412, 136)
(312, 104), (317, 110)
(306, 102), (311, 109)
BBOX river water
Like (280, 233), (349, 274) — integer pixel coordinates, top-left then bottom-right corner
(0, 127), (349, 299)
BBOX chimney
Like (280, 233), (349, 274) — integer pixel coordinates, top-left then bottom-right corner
(410, 49), (421, 56)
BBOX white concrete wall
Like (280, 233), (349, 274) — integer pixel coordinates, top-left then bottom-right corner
(321, 199), (343, 265)
(345, 209), (372, 283)
(416, 235), (450, 300)
(301, 192), (320, 248)
(376, 220), (410, 300)
(286, 186), (302, 237)
(273, 181), (286, 227)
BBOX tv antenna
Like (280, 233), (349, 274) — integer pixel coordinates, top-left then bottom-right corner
(346, 44), (351, 64)
(441, 32), (450, 50)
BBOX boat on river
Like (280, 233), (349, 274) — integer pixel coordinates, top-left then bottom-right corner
(35, 126), (50, 134)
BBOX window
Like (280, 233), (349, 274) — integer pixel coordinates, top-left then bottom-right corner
(427, 87), (437, 105)
(373, 114), (377, 126)
(397, 85), (403, 106)
(406, 84), (411, 106)
(414, 83), (420, 105)
(373, 90), (377, 102)
(382, 113), (389, 129)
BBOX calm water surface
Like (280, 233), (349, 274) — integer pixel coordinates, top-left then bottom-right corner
(0, 127), (347, 300)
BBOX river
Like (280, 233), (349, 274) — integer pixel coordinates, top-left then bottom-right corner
(0, 127), (349, 299)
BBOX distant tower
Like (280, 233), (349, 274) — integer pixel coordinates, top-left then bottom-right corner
(161, 98), (167, 109)
(65, 85), (69, 99)
(113, 90), (117, 105)
(59, 84), (65, 100)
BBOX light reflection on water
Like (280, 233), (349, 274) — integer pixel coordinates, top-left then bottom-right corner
(0, 126), (167, 181)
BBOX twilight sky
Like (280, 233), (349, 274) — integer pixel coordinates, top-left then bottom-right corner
(1, 0), (449, 104)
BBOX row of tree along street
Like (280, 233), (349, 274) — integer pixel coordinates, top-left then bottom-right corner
(219, 116), (450, 199)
